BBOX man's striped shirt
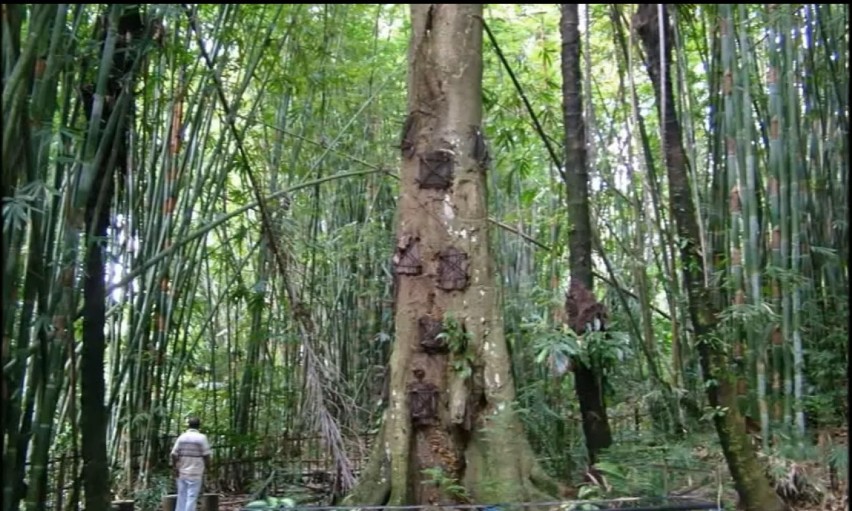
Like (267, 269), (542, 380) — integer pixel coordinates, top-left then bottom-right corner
(171, 429), (211, 480)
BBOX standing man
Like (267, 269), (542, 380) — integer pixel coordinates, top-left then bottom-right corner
(170, 417), (212, 511)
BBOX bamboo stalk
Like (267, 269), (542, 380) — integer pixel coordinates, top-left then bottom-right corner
(735, 4), (768, 449)
(781, 5), (806, 437)
(764, 3), (786, 429)
(720, 5), (748, 415)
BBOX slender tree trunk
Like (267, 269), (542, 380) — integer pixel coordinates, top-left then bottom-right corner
(560, 4), (612, 464)
(344, 4), (560, 504)
(633, 5), (788, 511)
(81, 7), (143, 510)
(82, 200), (112, 511)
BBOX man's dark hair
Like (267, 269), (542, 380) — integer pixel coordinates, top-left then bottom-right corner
(187, 417), (201, 429)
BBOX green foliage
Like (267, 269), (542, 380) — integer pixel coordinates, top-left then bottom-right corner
(439, 315), (471, 355)
(531, 322), (580, 368)
(132, 473), (171, 511)
(590, 432), (733, 501)
(700, 405), (731, 423)
(2, 181), (53, 230)
(437, 315), (476, 379)
(717, 301), (779, 331)
(802, 294), (849, 424)
(420, 466), (469, 501)
(530, 319), (632, 379)
(581, 330), (632, 376)
(827, 445), (848, 478)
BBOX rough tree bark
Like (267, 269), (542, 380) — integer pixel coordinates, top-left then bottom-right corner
(344, 4), (560, 504)
(560, 4), (613, 465)
(632, 5), (789, 511)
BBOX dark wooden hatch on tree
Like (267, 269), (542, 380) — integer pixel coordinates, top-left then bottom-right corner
(408, 368), (439, 427)
(393, 234), (422, 275)
(418, 316), (446, 353)
(417, 150), (454, 190)
(437, 246), (469, 291)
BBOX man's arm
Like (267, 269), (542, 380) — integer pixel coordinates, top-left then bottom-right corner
(202, 435), (212, 471)
(170, 436), (181, 475)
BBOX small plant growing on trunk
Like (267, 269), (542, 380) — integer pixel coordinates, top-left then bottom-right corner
(436, 315), (475, 379)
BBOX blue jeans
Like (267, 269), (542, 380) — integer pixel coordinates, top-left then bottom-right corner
(175, 478), (202, 511)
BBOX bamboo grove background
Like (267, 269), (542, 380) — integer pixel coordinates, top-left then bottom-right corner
(2, 4), (847, 509)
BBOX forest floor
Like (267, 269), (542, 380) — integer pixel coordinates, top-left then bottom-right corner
(644, 425), (849, 511)
(210, 426), (848, 511)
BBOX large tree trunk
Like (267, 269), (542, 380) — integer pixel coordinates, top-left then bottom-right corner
(560, 4), (613, 465)
(344, 4), (560, 504)
(632, 5), (788, 511)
